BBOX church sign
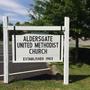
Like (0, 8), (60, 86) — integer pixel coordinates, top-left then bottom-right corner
(12, 34), (60, 62)
(3, 16), (69, 84)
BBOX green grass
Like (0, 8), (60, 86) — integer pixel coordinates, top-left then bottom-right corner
(0, 63), (90, 90)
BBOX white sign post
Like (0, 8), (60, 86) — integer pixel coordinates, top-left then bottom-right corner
(3, 16), (9, 83)
(64, 17), (69, 85)
(3, 16), (69, 85)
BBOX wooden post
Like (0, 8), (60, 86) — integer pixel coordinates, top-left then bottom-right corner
(64, 17), (70, 85)
(3, 16), (9, 83)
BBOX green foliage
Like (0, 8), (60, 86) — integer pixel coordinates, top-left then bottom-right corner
(29, 0), (90, 37)
(16, 22), (20, 26)
(15, 22), (32, 26)
(28, 0), (48, 20)
(0, 23), (3, 40)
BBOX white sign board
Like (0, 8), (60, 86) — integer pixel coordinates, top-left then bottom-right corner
(12, 34), (61, 62)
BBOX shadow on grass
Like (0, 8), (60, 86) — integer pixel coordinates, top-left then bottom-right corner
(24, 74), (90, 83)
(70, 48), (90, 65)
(25, 73), (63, 81)
(70, 75), (90, 83)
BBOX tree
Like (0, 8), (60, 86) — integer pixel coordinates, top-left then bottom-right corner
(0, 23), (3, 40)
(16, 22), (20, 26)
(29, 0), (90, 60)
(28, 0), (51, 25)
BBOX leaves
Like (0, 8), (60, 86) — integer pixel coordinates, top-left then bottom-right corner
(28, 0), (90, 37)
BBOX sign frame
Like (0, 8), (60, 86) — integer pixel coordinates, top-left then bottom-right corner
(3, 16), (69, 85)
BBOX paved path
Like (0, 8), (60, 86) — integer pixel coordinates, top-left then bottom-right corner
(0, 42), (51, 81)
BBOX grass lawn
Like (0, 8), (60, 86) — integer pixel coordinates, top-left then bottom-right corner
(0, 63), (90, 90)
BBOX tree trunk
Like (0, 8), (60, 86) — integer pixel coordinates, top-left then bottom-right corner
(75, 34), (79, 61)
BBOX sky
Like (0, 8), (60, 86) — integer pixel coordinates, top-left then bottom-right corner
(0, 0), (34, 24)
